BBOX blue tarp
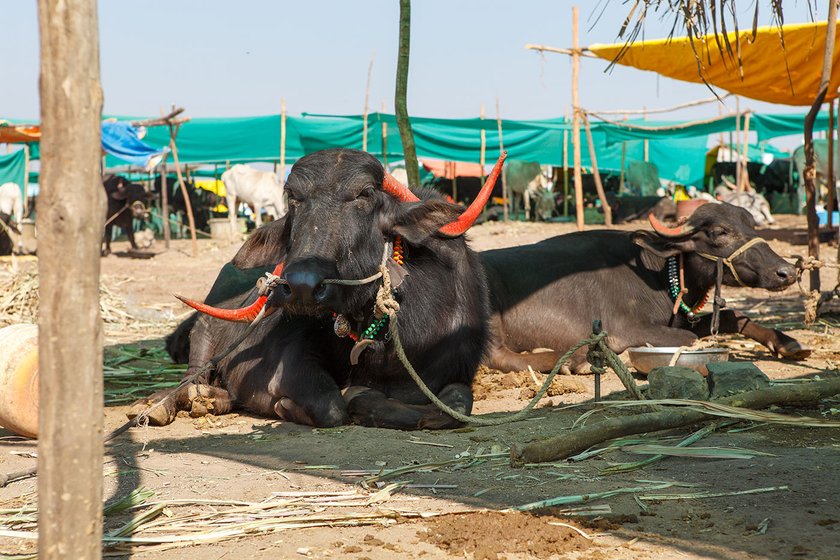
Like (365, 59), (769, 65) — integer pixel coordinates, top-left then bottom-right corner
(101, 121), (168, 168)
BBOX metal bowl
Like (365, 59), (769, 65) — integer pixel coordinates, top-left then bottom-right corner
(627, 346), (730, 376)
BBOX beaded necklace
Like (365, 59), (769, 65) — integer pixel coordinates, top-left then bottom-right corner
(333, 236), (405, 343)
(667, 255), (710, 319)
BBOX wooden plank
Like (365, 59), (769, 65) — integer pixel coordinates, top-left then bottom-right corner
(37, 0), (104, 557)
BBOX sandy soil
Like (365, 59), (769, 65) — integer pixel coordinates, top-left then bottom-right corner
(1, 216), (840, 559)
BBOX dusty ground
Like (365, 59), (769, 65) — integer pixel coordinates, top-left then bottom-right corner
(1, 216), (840, 559)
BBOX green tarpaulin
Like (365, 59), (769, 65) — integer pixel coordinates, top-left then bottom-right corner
(0, 149), (26, 196)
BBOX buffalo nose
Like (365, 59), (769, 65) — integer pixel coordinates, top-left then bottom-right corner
(776, 263), (796, 284)
(284, 269), (328, 304)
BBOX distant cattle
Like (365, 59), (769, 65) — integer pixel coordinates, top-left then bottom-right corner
(0, 213), (19, 256)
(714, 181), (775, 226)
(154, 176), (220, 237)
(0, 183), (23, 227)
(221, 164), (286, 233)
(102, 175), (156, 256)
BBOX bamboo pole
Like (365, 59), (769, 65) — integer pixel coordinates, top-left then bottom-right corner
(160, 161), (170, 249)
(803, 0), (839, 294)
(583, 114), (612, 226)
(451, 161), (458, 202)
(23, 144), (30, 216)
(362, 54), (374, 152)
(496, 97), (508, 222)
(563, 127), (569, 216)
(642, 106), (649, 162)
(381, 101), (388, 168)
(280, 98), (287, 188)
(619, 114), (627, 195)
(37, 0), (104, 556)
(479, 103), (486, 186)
(828, 99), (835, 229)
(735, 96), (742, 188)
(571, 6), (584, 231)
(169, 123), (197, 257)
(395, 0), (419, 186)
(739, 112), (751, 191)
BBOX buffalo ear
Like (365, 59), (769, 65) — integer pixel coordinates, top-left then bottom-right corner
(632, 231), (696, 259)
(111, 187), (128, 200)
(389, 199), (461, 246)
(144, 191), (157, 201)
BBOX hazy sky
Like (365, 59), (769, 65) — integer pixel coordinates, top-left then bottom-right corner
(2, 1), (826, 129)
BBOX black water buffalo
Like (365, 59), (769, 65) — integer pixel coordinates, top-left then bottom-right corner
(481, 203), (808, 374)
(102, 175), (156, 256)
(143, 148), (502, 429)
(0, 213), (18, 256)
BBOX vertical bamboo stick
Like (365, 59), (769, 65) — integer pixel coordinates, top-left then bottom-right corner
(23, 144), (30, 216)
(496, 97), (507, 222)
(169, 124), (197, 257)
(828, 99), (835, 229)
(571, 6), (584, 231)
(160, 161), (170, 249)
(280, 98), (287, 188)
(362, 54), (374, 152)
(480, 103), (486, 185)
(583, 114), (612, 226)
(563, 127), (569, 216)
(735, 96), (742, 188)
(739, 112), (751, 191)
(381, 101), (388, 168)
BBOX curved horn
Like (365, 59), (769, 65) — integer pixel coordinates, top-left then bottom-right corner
(438, 152), (507, 237)
(176, 262), (285, 322)
(649, 213), (695, 238)
(383, 173), (420, 202)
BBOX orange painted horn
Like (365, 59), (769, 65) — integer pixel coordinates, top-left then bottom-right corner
(383, 173), (420, 202)
(438, 152), (506, 237)
(176, 262), (285, 322)
(649, 213), (695, 238)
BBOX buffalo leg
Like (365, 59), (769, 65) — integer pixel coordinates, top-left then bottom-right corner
(102, 224), (113, 256)
(485, 345), (578, 375)
(344, 382), (473, 430)
(126, 224), (138, 250)
(690, 310), (811, 360)
(266, 361), (348, 428)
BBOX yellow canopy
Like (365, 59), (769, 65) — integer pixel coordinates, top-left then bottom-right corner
(589, 21), (840, 106)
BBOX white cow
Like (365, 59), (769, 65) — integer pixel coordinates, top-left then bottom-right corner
(0, 182), (24, 227)
(221, 164), (286, 233)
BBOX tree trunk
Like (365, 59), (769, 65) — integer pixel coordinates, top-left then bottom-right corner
(395, 0), (419, 186)
(37, 0), (105, 557)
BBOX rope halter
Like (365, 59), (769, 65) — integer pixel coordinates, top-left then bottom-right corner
(695, 236), (767, 287)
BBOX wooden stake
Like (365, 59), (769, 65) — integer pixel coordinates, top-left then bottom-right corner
(828, 99), (835, 229)
(803, 0), (839, 294)
(381, 101), (388, 168)
(739, 112), (751, 191)
(395, 0), (420, 186)
(451, 161), (458, 202)
(583, 114), (612, 226)
(169, 123), (197, 257)
(735, 96), (742, 188)
(37, 0), (104, 556)
(160, 161), (170, 249)
(496, 97), (508, 222)
(571, 6), (584, 231)
(479, 103), (486, 186)
(563, 127), (569, 217)
(280, 98), (287, 188)
(362, 54), (374, 152)
(23, 144), (30, 216)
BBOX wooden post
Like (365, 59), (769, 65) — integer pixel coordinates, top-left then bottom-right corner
(37, 1), (104, 557)
(571, 5), (584, 231)
(803, 0), (839, 294)
(583, 114), (612, 226)
(739, 112), (751, 191)
(160, 161), (170, 249)
(363, 55), (374, 152)
(735, 96), (742, 188)
(381, 101), (389, 168)
(479, 104), (486, 186)
(451, 162), (458, 202)
(395, 0), (420, 186)
(642, 107), (649, 162)
(828, 99), (836, 229)
(562, 127), (569, 216)
(280, 98), (287, 188)
(23, 144), (30, 216)
(169, 124), (197, 257)
(496, 97), (508, 222)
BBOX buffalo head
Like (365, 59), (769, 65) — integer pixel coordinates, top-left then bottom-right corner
(108, 176), (156, 219)
(634, 202), (795, 291)
(181, 148), (504, 321)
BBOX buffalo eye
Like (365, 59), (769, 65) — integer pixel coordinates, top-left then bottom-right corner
(708, 226), (728, 242)
(356, 186), (375, 199)
(286, 191), (301, 208)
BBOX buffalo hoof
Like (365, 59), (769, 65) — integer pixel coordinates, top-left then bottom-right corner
(187, 385), (215, 418)
(127, 398), (177, 426)
(773, 337), (812, 361)
(101, 248), (111, 257)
